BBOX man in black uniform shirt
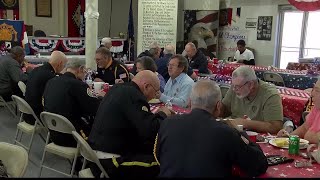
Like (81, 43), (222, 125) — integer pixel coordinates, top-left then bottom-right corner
(94, 47), (130, 85)
(155, 80), (268, 178)
(88, 70), (174, 178)
(24, 51), (68, 125)
(44, 58), (103, 147)
(185, 42), (209, 74)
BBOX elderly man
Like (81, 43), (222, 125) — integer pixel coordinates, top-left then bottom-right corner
(24, 51), (68, 125)
(88, 70), (174, 178)
(185, 42), (209, 74)
(159, 55), (194, 108)
(0, 46), (28, 101)
(155, 80), (268, 177)
(220, 66), (283, 134)
(44, 58), (103, 147)
(156, 44), (175, 82)
(100, 37), (112, 49)
(94, 47), (130, 85)
(234, 40), (255, 65)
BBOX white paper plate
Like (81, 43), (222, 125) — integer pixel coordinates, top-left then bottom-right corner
(269, 138), (309, 149)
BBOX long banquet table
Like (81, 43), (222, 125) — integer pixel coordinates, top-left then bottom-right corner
(208, 62), (318, 90)
(150, 103), (320, 178)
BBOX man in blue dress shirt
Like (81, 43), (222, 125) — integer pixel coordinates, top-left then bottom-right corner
(159, 54), (194, 108)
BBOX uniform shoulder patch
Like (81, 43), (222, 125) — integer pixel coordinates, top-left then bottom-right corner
(142, 106), (149, 112)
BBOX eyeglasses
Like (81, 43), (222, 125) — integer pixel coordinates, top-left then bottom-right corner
(232, 81), (249, 91)
(167, 63), (179, 68)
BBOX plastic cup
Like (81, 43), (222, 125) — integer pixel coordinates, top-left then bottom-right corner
(93, 82), (104, 93)
(103, 83), (110, 92)
(246, 131), (258, 142)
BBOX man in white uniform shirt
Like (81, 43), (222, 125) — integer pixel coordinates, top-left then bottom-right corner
(234, 40), (255, 65)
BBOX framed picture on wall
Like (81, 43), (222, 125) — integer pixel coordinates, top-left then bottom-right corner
(35, 0), (52, 17)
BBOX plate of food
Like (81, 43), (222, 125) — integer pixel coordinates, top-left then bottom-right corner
(148, 99), (161, 104)
(269, 138), (309, 149)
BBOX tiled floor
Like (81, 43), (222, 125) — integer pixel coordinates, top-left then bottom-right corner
(0, 107), (71, 178)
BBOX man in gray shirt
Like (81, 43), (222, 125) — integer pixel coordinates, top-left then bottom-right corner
(0, 46), (28, 101)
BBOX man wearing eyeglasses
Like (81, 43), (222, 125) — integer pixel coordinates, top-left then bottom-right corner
(88, 70), (174, 178)
(219, 66), (283, 134)
(159, 54), (195, 108)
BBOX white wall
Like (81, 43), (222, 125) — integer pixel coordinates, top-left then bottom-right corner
(20, 0), (66, 36)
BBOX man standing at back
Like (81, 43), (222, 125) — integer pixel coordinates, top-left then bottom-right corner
(155, 80), (267, 178)
(24, 51), (68, 125)
(0, 46), (28, 101)
(88, 70), (174, 178)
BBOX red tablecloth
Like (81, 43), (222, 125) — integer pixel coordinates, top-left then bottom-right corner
(259, 143), (320, 178)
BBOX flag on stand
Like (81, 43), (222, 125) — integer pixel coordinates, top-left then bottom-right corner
(68, 0), (85, 37)
(127, 0), (134, 61)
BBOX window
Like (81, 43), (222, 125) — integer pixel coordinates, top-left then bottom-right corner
(276, 7), (320, 69)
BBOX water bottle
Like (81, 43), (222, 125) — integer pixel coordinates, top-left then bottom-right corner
(165, 99), (173, 110)
(85, 70), (93, 88)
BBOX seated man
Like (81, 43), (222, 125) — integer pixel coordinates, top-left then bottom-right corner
(277, 79), (320, 144)
(88, 70), (174, 178)
(155, 80), (268, 178)
(234, 40), (255, 65)
(184, 42), (209, 74)
(0, 46), (28, 101)
(156, 44), (175, 82)
(44, 58), (103, 147)
(220, 66), (283, 134)
(24, 51), (68, 125)
(94, 47), (130, 85)
(159, 55), (194, 108)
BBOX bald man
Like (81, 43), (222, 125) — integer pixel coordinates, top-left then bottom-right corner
(185, 42), (209, 74)
(88, 70), (173, 178)
(24, 51), (68, 125)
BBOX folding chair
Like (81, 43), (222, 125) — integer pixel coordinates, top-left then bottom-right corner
(0, 142), (28, 177)
(263, 72), (285, 87)
(72, 131), (120, 178)
(220, 84), (231, 98)
(39, 112), (79, 177)
(11, 95), (46, 154)
(0, 95), (16, 117)
(18, 81), (27, 97)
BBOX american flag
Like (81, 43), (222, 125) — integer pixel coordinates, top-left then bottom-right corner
(184, 10), (219, 56)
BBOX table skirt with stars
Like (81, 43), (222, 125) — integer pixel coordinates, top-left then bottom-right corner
(208, 63), (318, 90)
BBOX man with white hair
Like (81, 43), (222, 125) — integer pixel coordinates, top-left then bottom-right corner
(24, 51), (68, 125)
(155, 80), (268, 177)
(184, 42), (209, 74)
(220, 66), (283, 134)
(44, 58), (104, 147)
(100, 37), (112, 49)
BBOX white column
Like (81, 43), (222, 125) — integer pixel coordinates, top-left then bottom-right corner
(85, 0), (99, 70)
(58, 0), (66, 36)
(19, 0), (28, 23)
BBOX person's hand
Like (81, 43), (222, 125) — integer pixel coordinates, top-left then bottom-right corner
(158, 107), (175, 117)
(26, 65), (35, 73)
(277, 129), (290, 137)
(94, 78), (104, 82)
(97, 90), (106, 97)
(115, 79), (124, 84)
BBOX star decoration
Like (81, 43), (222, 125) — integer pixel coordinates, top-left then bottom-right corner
(279, 173), (287, 177)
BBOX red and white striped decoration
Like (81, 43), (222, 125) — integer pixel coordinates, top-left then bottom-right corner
(288, 0), (320, 11)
